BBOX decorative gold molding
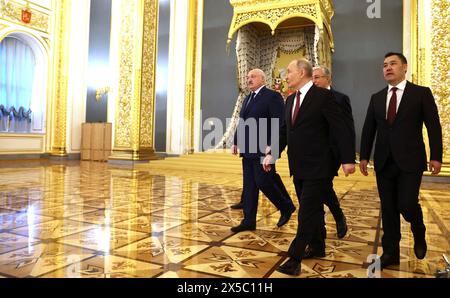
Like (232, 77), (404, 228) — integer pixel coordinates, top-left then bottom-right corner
(110, 0), (158, 162)
(0, 0), (50, 33)
(184, 0), (199, 154)
(430, 0), (450, 164)
(228, 0), (334, 50)
(50, 0), (70, 157)
(140, 0), (158, 149)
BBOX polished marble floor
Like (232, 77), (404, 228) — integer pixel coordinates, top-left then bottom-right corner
(0, 160), (448, 278)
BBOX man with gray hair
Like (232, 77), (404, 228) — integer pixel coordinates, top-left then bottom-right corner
(311, 66), (356, 242)
(263, 59), (356, 276)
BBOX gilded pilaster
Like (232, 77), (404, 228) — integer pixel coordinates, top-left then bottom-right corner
(50, 0), (71, 156)
(430, 0), (450, 169)
(184, 0), (200, 154)
(109, 0), (159, 162)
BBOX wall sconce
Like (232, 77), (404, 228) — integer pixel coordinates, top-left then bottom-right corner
(95, 86), (110, 101)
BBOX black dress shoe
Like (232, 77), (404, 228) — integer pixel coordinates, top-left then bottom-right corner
(380, 254), (400, 269)
(414, 237), (427, 259)
(230, 202), (244, 209)
(277, 206), (296, 227)
(303, 246), (326, 259)
(230, 223), (256, 233)
(276, 258), (301, 276)
(336, 215), (348, 239)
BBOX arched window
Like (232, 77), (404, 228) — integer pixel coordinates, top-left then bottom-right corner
(0, 34), (47, 133)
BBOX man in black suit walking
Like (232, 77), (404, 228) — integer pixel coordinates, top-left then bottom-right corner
(360, 52), (442, 269)
(263, 59), (356, 275)
(311, 66), (356, 241)
(231, 69), (296, 233)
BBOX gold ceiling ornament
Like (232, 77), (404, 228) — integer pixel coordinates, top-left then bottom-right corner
(228, 0), (334, 51)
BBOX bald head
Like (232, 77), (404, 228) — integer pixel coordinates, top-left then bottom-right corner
(246, 69), (266, 92)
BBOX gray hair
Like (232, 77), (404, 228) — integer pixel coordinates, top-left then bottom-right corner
(250, 68), (266, 83)
(313, 66), (331, 78)
(295, 59), (313, 78)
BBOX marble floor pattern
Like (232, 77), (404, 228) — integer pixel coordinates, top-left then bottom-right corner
(0, 160), (448, 278)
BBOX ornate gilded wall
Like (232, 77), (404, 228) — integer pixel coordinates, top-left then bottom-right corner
(430, 0), (450, 163)
(109, 0), (158, 161)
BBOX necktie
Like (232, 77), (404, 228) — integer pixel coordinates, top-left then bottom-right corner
(291, 91), (301, 126)
(245, 92), (255, 110)
(387, 87), (398, 124)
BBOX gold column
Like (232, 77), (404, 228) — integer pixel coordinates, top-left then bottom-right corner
(109, 0), (158, 162)
(411, 0), (450, 176)
(430, 0), (450, 174)
(184, 0), (200, 154)
(50, 0), (71, 157)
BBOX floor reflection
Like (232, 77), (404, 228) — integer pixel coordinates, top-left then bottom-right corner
(0, 160), (448, 278)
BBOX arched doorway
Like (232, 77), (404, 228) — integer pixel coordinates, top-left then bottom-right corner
(0, 32), (48, 133)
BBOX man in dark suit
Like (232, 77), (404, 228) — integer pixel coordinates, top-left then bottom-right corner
(231, 69), (296, 233)
(263, 59), (356, 275)
(360, 52), (442, 269)
(311, 66), (356, 240)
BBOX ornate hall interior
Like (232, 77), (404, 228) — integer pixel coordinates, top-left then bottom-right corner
(0, 0), (448, 279)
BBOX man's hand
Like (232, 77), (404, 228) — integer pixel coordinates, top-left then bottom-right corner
(262, 154), (273, 172)
(231, 145), (238, 155)
(342, 164), (355, 177)
(359, 160), (369, 176)
(429, 160), (442, 175)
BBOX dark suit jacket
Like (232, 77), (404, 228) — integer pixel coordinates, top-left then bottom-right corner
(234, 86), (285, 159)
(330, 88), (356, 171)
(360, 81), (443, 172)
(279, 84), (356, 179)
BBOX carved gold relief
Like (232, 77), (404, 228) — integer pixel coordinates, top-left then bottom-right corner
(110, 0), (158, 161)
(140, 0), (158, 148)
(50, 0), (70, 156)
(184, 0), (200, 154)
(228, 0), (334, 50)
(114, 0), (136, 149)
(0, 0), (50, 33)
(431, 0), (450, 162)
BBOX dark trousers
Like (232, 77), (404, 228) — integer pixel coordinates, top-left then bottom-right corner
(324, 178), (344, 222)
(239, 171), (291, 205)
(241, 158), (294, 226)
(288, 177), (330, 261)
(375, 158), (425, 256)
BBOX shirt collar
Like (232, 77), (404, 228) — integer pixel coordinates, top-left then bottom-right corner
(253, 85), (265, 96)
(388, 79), (407, 92)
(298, 80), (314, 96)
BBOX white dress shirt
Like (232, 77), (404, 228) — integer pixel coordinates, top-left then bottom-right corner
(386, 79), (407, 118)
(291, 80), (314, 122)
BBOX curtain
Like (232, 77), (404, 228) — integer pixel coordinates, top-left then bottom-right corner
(216, 25), (317, 148)
(0, 36), (36, 132)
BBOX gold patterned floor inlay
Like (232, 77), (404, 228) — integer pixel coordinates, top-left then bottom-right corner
(0, 160), (448, 278)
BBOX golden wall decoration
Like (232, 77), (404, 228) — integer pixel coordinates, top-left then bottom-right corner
(110, 0), (158, 161)
(140, 0), (158, 149)
(0, 0), (50, 33)
(430, 0), (450, 163)
(228, 0), (334, 51)
(114, 0), (135, 149)
(50, 0), (70, 156)
(184, 0), (200, 154)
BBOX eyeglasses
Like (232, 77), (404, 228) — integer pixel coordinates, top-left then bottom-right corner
(312, 75), (327, 80)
